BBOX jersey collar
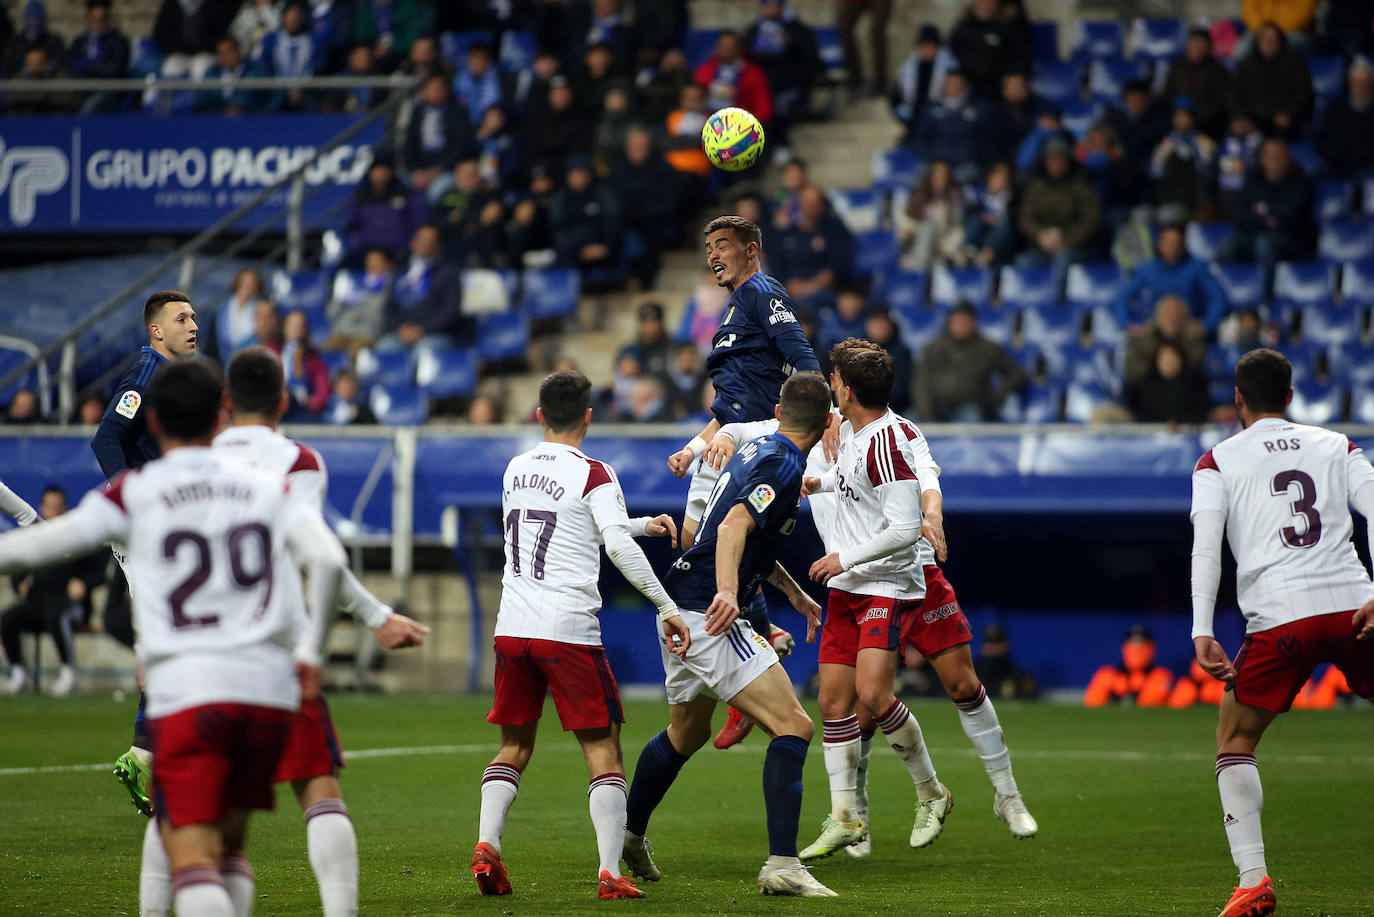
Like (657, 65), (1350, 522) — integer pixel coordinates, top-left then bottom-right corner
(769, 430), (805, 460)
(142, 345), (168, 364)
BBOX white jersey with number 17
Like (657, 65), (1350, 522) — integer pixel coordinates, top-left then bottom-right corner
(1191, 417), (1374, 633)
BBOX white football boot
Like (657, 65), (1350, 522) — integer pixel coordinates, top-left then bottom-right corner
(993, 792), (1038, 838)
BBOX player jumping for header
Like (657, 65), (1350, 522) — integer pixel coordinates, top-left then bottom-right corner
(1190, 348), (1374, 917)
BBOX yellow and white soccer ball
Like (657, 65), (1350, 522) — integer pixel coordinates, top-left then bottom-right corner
(701, 106), (766, 172)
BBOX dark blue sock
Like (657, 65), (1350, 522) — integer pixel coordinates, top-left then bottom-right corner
(132, 691), (150, 750)
(763, 735), (809, 857)
(626, 730), (689, 836)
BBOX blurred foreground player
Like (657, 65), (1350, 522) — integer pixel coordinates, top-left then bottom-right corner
(473, 370), (690, 900)
(1190, 348), (1374, 917)
(621, 372), (835, 897)
(0, 361), (346, 917)
(91, 291), (199, 816)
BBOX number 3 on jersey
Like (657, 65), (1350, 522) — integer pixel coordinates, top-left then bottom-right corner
(1272, 470), (1321, 548)
(506, 509), (558, 579)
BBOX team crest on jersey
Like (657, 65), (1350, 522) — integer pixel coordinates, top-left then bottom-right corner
(114, 390), (141, 419)
(748, 484), (775, 512)
(767, 298), (797, 325)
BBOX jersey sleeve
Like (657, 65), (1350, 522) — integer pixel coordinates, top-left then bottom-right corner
(754, 283), (821, 373)
(286, 445), (329, 513)
(0, 481), (129, 575)
(1189, 450), (1228, 520)
(91, 371), (147, 479)
(865, 428), (925, 528)
(1346, 439), (1374, 500)
(585, 460), (631, 538)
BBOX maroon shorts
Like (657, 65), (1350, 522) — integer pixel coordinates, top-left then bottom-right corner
(817, 590), (915, 666)
(1232, 610), (1374, 713)
(898, 566), (973, 658)
(273, 695), (345, 784)
(150, 702), (293, 828)
(488, 636), (624, 731)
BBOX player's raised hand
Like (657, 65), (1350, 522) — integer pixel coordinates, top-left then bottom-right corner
(801, 476), (822, 497)
(296, 659), (323, 701)
(822, 421), (840, 464)
(667, 449), (694, 478)
(809, 552), (844, 585)
(704, 588), (741, 635)
(1354, 598), (1374, 640)
(643, 513), (678, 548)
(661, 614), (691, 657)
(1193, 636), (1235, 683)
(704, 433), (737, 470)
(375, 613), (430, 649)
(922, 514), (949, 563)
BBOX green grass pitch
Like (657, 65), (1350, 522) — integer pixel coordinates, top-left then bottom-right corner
(0, 694), (1368, 916)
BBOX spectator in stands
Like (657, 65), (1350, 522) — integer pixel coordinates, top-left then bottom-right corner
(913, 70), (991, 184)
(769, 185), (854, 312)
(1149, 97), (1217, 220)
(745, 1), (821, 141)
(504, 165), (556, 266)
(379, 224), (465, 355)
(253, 301), (282, 349)
(453, 41), (506, 128)
(1314, 58), (1374, 179)
(3, 1), (63, 77)
(1125, 340), (1210, 425)
(915, 300), (1026, 421)
(898, 160), (966, 270)
(1216, 137), (1314, 273)
(1016, 137), (1100, 275)
(993, 71), (1048, 152)
(1, 486), (104, 696)
(1123, 294), (1206, 386)
(271, 310), (331, 422)
(467, 394), (505, 425)
(616, 302), (673, 379)
(1013, 104), (1072, 177)
(261, 2), (317, 112)
(323, 43), (386, 114)
(961, 160), (1017, 266)
(612, 128), (683, 288)
(1107, 78), (1169, 176)
(406, 75), (475, 196)
(193, 36), (269, 115)
(639, 47), (691, 123)
(154, 0), (239, 80)
(1077, 121), (1137, 232)
(594, 86), (636, 165)
(6, 45), (76, 115)
(400, 34), (450, 84)
(309, 0), (355, 74)
(664, 342), (705, 421)
(525, 76), (588, 177)
(676, 271), (730, 353)
(1241, 0), (1316, 40)
(578, 42), (629, 113)
(950, 0), (1029, 100)
(325, 248), (392, 357)
(892, 24), (953, 144)
(768, 159), (807, 230)
(663, 81), (712, 183)
(836, 0), (892, 95)
(551, 155), (623, 275)
(1115, 226), (1227, 332)
(231, 0), (280, 60)
(866, 307), (913, 414)
(326, 368), (378, 425)
(1162, 29), (1233, 140)
(344, 155), (428, 265)
(585, 0), (632, 64)
(817, 288), (868, 356)
(1214, 109), (1264, 219)
(1232, 21), (1314, 137)
(975, 623), (1039, 700)
(473, 103), (521, 189)
(694, 31), (773, 127)
(432, 159), (506, 267)
(353, 0), (429, 70)
(5, 389), (40, 423)
(76, 396), (104, 426)
(66, 0), (130, 115)
(625, 376), (669, 422)
(215, 269), (269, 366)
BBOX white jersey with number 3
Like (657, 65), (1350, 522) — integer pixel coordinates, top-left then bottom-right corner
(497, 442), (633, 646)
(1191, 417), (1374, 633)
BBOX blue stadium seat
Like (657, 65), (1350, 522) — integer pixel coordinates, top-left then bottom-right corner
(521, 268), (580, 320)
(368, 383), (429, 426)
(355, 348), (414, 387)
(1030, 21), (1060, 63)
(1086, 304), (1122, 346)
(1130, 18), (1186, 61)
(131, 36), (163, 78)
(813, 26), (845, 76)
(891, 304), (945, 354)
(1318, 219), (1374, 262)
(871, 148), (921, 194)
(1205, 343), (1243, 404)
(1045, 339), (1117, 389)
(685, 29), (722, 70)
(1005, 341), (1044, 375)
(1087, 57), (1149, 104)
(499, 30), (536, 72)
(1340, 258), (1374, 305)
(477, 313), (530, 362)
(1022, 303), (1083, 349)
(1308, 56), (1345, 98)
(0, 345), (38, 408)
(439, 30), (495, 65)
(1064, 263), (1122, 309)
(1063, 380), (1114, 423)
(1185, 222), (1235, 262)
(1294, 300), (1364, 346)
(1330, 339), (1374, 385)
(1060, 99), (1102, 137)
(999, 265), (1060, 309)
(1313, 180), (1354, 222)
(828, 188), (885, 233)
(1073, 21), (1125, 63)
(1015, 383), (1063, 423)
(976, 303), (1015, 345)
(876, 269), (927, 310)
(1351, 385), (1374, 423)
(319, 349), (351, 378)
(931, 265), (993, 308)
(1030, 61), (1082, 105)
(270, 269), (332, 343)
(1279, 344), (1318, 382)
(1289, 378), (1344, 424)
(851, 229), (899, 277)
(415, 347), (478, 398)
(1273, 261), (1337, 305)
(1209, 262), (1265, 307)
(1287, 141), (1325, 176)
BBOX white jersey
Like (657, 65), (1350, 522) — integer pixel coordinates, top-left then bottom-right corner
(822, 410), (939, 600)
(213, 424), (326, 511)
(1191, 417), (1374, 633)
(497, 441), (637, 645)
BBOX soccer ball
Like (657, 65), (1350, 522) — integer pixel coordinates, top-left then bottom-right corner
(702, 107), (766, 172)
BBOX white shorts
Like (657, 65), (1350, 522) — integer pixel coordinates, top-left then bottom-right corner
(683, 458), (715, 527)
(660, 609), (779, 706)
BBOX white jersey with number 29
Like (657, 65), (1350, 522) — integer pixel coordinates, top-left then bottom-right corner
(1191, 417), (1374, 633)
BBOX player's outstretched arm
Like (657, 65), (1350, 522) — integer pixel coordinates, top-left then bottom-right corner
(603, 523), (689, 656)
(705, 503), (754, 636)
(285, 507), (348, 699)
(768, 562), (822, 643)
(0, 497), (124, 574)
(0, 479), (37, 527)
(335, 567), (431, 648)
(668, 418), (722, 478)
(632, 513), (678, 548)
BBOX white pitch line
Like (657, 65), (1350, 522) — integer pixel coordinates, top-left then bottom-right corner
(2, 742), (1371, 778)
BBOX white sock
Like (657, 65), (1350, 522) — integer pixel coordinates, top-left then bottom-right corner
(220, 852), (254, 917)
(765, 854), (801, 869)
(854, 732), (873, 814)
(172, 866), (233, 917)
(955, 685), (1018, 796)
(129, 745), (153, 767)
(478, 763), (521, 852)
(877, 699), (940, 798)
(305, 800), (358, 917)
(821, 716), (861, 821)
(140, 817), (172, 917)
(588, 772), (629, 877)
(1217, 754), (1267, 887)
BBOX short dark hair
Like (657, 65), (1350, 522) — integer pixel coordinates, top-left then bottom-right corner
(704, 215), (763, 252)
(148, 360), (224, 441)
(144, 291), (191, 329)
(40, 484), (66, 502)
(835, 345), (895, 409)
(778, 372), (833, 434)
(828, 336), (882, 373)
(227, 346), (286, 418)
(1235, 348), (1291, 415)
(538, 370), (592, 432)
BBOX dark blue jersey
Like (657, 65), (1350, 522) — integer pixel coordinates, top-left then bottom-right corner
(706, 272), (820, 424)
(664, 432), (806, 610)
(91, 346), (167, 480)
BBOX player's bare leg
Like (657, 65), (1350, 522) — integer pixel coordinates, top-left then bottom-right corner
(217, 811), (255, 917)
(927, 643), (1037, 838)
(623, 695), (716, 881)
(1213, 692), (1277, 916)
(570, 724), (641, 898)
(473, 722), (536, 895)
(293, 776), (357, 916)
(801, 661), (867, 861)
(160, 817), (234, 917)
